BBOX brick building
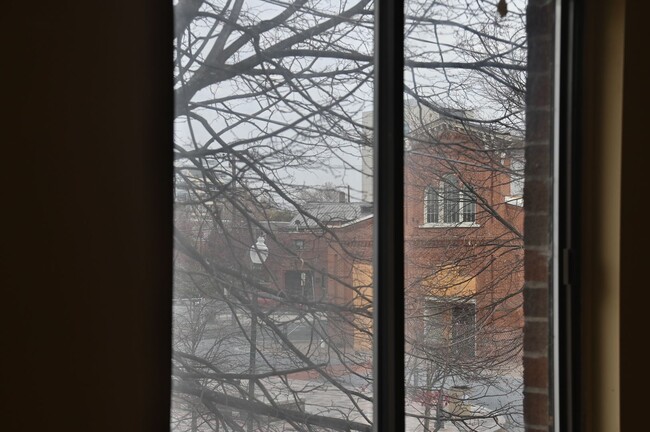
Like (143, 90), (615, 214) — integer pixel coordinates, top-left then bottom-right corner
(227, 114), (526, 366)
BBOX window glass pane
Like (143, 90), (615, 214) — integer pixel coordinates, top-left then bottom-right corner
(404, 0), (529, 430)
(172, 0), (375, 430)
(425, 186), (440, 224)
(172, 0), (556, 430)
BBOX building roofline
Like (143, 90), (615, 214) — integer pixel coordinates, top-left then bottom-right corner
(338, 214), (374, 228)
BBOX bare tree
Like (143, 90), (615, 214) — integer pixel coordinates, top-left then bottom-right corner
(172, 0), (528, 431)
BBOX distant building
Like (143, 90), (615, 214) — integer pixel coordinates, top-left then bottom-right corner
(202, 111), (524, 364)
(288, 201), (373, 229)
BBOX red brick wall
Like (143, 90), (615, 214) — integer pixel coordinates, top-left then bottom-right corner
(523, 0), (555, 430)
(404, 128), (525, 361)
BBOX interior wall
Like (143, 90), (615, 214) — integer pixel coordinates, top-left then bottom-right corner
(581, 0), (625, 431)
(4, 3), (173, 431)
(620, 2), (650, 431)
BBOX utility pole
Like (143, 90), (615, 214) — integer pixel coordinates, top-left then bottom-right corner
(247, 236), (268, 432)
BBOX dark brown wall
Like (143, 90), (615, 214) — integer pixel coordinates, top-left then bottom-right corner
(4, 3), (172, 432)
(620, 2), (650, 431)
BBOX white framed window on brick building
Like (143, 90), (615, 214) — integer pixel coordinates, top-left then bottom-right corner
(423, 175), (477, 227)
(423, 300), (476, 359)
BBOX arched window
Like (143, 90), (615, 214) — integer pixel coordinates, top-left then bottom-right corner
(424, 186), (440, 223)
(424, 175), (476, 225)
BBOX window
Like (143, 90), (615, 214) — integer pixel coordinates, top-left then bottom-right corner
(423, 301), (475, 358)
(424, 186), (440, 223)
(424, 176), (476, 225)
(461, 189), (476, 223)
(450, 303), (476, 358)
(510, 158), (524, 197)
(284, 271), (314, 301)
(171, 0), (561, 430)
(293, 239), (305, 250)
(442, 175), (460, 223)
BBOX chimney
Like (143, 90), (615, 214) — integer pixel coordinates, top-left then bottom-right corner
(339, 191), (346, 203)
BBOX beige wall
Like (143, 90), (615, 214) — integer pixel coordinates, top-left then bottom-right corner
(582, 1), (626, 431)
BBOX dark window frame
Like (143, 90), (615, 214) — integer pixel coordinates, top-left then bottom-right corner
(373, 0), (404, 430)
(558, 1), (584, 431)
(374, 1), (581, 431)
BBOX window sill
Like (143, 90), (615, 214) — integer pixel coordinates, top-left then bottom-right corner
(418, 222), (481, 228)
(505, 196), (524, 207)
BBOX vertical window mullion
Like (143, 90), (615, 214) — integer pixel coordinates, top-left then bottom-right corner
(425, 187), (440, 224)
(374, 0), (404, 430)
